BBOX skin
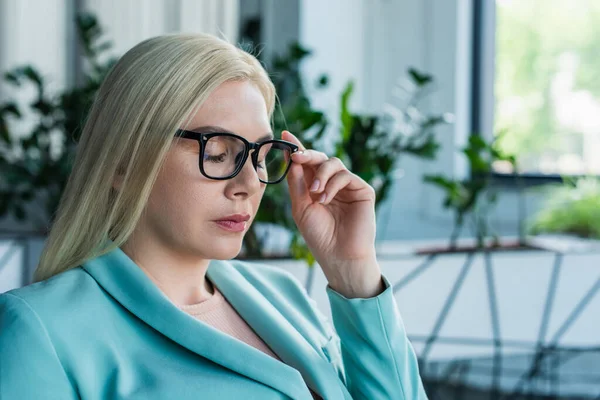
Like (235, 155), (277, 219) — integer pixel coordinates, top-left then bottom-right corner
(121, 80), (384, 306)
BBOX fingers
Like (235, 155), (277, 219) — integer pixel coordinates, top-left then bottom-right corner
(290, 149), (329, 166)
(320, 170), (374, 205)
(282, 130), (323, 191)
(317, 170), (354, 204)
(287, 162), (310, 201)
(307, 157), (346, 193)
(282, 130), (305, 151)
(282, 131), (329, 166)
(282, 130), (374, 206)
(286, 161), (315, 220)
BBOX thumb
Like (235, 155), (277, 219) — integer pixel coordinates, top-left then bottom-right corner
(286, 161), (311, 218)
(282, 130), (305, 150)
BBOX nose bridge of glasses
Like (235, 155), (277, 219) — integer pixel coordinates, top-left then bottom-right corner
(247, 142), (264, 166)
(239, 143), (261, 175)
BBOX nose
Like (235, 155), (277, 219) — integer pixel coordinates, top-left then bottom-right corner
(225, 151), (263, 199)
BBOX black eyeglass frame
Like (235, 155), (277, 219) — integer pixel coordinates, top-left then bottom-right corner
(175, 129), (300, 184)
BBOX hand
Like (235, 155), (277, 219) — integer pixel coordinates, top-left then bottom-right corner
(282, 131), (384, 298)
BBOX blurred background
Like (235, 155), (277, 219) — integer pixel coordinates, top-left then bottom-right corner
(1, 0), (599, 398)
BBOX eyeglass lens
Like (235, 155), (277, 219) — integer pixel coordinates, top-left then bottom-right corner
(203, 136), (292, 183)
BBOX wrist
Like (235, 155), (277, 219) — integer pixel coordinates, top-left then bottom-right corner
(324, 258), (384, 299)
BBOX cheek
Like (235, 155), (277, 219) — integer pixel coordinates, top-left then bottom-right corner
(147, 153), (214, 227)
(252, 187), (267, 212)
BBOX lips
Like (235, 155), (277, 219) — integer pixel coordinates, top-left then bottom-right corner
(213, 214), (251, 233)
(215, 214), (251, 223)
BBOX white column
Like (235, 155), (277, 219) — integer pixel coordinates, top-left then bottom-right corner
(84, 0), (172, 56)
(83, 0), (239, 56)
(0, 0), (69, 136)
(0, 0), (69, 97)
(179, 0), (239, 41)
(299, 0), (368, 121)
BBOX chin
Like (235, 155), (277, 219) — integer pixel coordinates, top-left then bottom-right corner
(204, 241), (243, 261)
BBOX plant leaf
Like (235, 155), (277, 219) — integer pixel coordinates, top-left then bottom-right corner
(340, 81), (354, 142)
(14, 204), (26, 221)
(1, 103), (21, 118)
(408, 68), (433, 87)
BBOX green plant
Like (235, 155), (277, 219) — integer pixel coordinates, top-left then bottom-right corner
(424, 133), (517, 249)
(243, 65), (450, 265)
(241, 42), (329, 263)
(337, 68), (448, 210)
(0, 13), (447, 268)
(0, 16), (322, 263)
(530, 177), (600, 239)
(0, 13), (117, 232)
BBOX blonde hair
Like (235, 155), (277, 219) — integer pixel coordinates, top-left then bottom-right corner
(35, 33), (276, 282)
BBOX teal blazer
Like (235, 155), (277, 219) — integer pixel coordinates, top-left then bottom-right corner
(0, 247), (427, 399)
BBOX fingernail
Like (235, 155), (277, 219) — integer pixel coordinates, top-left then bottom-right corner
(292, 150), (305, 156)
(319, 193), (327, 203)
(310, 179), (320, 192)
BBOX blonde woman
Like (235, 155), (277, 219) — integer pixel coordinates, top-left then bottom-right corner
(0, 34), (426, 400)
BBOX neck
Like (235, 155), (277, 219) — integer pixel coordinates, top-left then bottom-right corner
(120, 235), (214, 306)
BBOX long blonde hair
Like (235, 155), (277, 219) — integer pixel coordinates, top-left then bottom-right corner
(35, 33), (275, 282)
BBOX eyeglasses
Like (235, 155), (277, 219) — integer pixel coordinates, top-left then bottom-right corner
(175, 129), (300, 184)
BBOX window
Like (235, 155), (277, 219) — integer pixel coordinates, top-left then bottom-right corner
(477, 0), (600, 177)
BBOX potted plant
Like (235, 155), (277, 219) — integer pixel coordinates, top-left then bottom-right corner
(238, 41), (329, 264)
(0, 14), (116, 288)
(0, 13), (449, 293)
(0, 13), (117, 235)
(397, 134), (600, 400)
(247, 66), (451, 291)
(527, 176), (600, 252)
(236, 40), (451, 269)
(422, 132), (528, 253)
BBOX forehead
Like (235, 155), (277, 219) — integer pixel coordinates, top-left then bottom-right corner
(185, 80), (272, 143)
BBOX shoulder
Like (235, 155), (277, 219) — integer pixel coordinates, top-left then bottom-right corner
(0, 275), (81, 398)
(2, 267), (96, 309)
(0, 267), (101, 331)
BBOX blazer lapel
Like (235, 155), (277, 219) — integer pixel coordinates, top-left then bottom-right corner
(81, 247), (313, 399)
(207, 261), (346, 400)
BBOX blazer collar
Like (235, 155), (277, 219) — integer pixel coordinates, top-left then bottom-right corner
(81, 247), (345, 400)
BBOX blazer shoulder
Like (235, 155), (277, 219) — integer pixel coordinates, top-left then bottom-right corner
(0, 279), (81, 399)
(2, 267), (98, 313)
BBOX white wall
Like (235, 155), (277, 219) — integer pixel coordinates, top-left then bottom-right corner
(83, 0), (239, 55)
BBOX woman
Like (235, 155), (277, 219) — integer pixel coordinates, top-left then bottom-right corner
(0, 34), (426, 399)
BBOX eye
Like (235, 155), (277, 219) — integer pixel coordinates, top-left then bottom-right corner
(205, 153), (227, 163)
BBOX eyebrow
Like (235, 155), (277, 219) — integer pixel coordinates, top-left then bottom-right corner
(189, 125), (274, 142)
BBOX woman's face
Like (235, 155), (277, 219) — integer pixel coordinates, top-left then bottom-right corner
(138, 80), (271, 260)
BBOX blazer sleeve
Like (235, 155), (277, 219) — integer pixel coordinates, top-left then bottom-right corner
(325, 275), (428, 400)
(0, 293), (79, 399)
